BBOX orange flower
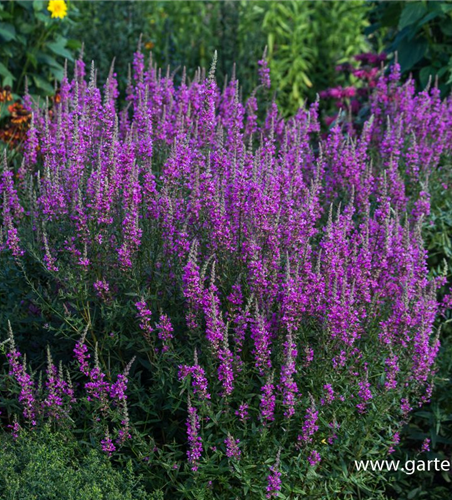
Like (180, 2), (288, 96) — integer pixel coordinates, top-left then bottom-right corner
(8, 102), (31, 125)
(0, 86), (12, 103)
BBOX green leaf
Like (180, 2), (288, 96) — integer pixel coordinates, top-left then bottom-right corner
(440, 18), (452, 36)
(379, 2), (404, 28)
(268, 32), (275, 55)
(15, 34), (26, 46)
(35, 12), (50, 23)
(17, 1), (33, 10)
(32, 75), (54, 94)
(0, 22), (16, 42)
(26, 51), (38, 69)
(418, 10), (443, 27)
(33, 0), (44, 11)
(0, 10), (13, 20)
(439, 3), (452, 14)
(49, 66), (64, 81)
(419, 66), (435, 88)
(17, 21), (35, 35)
(47, 38), (74, 61)
(398, 36), (428, 72)
(66, 39), (82, 51)
(0, 62), (14, 81)
(1, 76), (13, 88)
(36, 51), (61, 69)
(407, 487), (421, 499)
(399, 2), (427, 29)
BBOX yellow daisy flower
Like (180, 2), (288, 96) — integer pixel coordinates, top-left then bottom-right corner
(48, 0), (68, 19)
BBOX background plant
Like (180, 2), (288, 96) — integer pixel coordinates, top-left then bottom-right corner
(262, 0), (369, 113)
(69, 0), (369, 114)
(0, 0), (79, 96)
(368, 0), (452, 94)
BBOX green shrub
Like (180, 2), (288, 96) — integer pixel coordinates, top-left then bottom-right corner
(65, 0), (152, 92)
(0, 427), (158, 500)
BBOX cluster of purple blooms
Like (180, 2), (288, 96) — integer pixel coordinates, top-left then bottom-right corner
(5, 321), (76, 428)
(322, 51), (388, 127)
(298, 398), (319, 444)
(224, 433), (241, 460)
(135, 300), (154, 343)
(178, 360), (211, 402)
(6, 329), (38, 426)
(266, 450), (282, 499)
(186, 399), (203, 471)
(4, 320), (134, 451)
(235, 403), (249, 422)
(73, 331), (135, 447)
(1, 46), (451, 495)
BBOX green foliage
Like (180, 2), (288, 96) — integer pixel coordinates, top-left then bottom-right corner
(262, 0), (369, 113)
(69, 0), (369, 113)
(68, 1), (265, 98)
(66, 1), (152, 91)
(369, 0), (452, 94)
(0, 426), (158, 499)
(0, 0), (79, 95)
(426, 166), (452, 292)
(385, 339), (452, 499)
(384, 161), (452, 500)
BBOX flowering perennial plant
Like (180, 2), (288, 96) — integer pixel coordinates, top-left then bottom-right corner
(0, 48), (451, 497)
(6, 323), (37, 426)
(186, 399), (203, 472)
(3, 322), (134, 451)
(224, 433), (241, 461)
(266, 450), (282, 498)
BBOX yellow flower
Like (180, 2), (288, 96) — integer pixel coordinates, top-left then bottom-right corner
(48, 0), (68, 19)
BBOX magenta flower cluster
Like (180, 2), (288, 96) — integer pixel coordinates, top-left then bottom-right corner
(186, 400), (203, 471)
(224, 434), (241, 460)
(178, 363), (211, 402)
(266, 451), (282, 499)
(73, 333), (135, 447)
(3, 323), (134, 451)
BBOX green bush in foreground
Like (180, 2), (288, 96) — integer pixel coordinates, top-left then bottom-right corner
(0, 427), (158, 500)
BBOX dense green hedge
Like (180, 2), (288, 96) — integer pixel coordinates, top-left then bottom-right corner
(0, 427), (159, 500)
